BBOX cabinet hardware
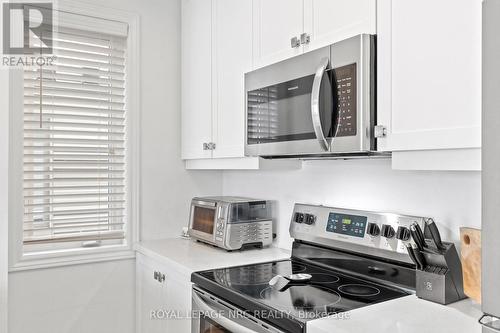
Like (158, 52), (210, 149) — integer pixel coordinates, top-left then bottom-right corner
(153, 271), (158, 281)
(374, 125), (387, 138)
(203, 142), (216, 150)
(300, 33), (310, 45)
(158, 273), (166, 283)
(290, 36), (300, 48)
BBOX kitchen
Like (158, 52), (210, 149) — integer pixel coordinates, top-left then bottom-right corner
(0, 0), (496, 332)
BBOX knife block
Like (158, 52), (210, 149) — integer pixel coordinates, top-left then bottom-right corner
(415, 241), (467, 305)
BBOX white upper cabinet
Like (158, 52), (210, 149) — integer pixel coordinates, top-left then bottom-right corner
(252, 0), (376, 68)
(377, 0), (481, 155)
(212, 0), (253, 158)
(303, 0), (376, 52)
(181, 0), (213, 159)
(252, 0), (304, 68)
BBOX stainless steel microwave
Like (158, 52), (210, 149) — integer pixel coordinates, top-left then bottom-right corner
(245, 34), (381, 158)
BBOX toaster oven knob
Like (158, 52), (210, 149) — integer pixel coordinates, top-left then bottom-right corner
(294, 212), (305, 224)
(304, 214), (316, 225)
(367, 223), (380, 237)
(381, 224), (396, 239)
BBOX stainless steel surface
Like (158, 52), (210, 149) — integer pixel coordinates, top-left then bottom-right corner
(192, 287), (285, 333)
(480, 315), (500, 332)
(288, 273), (312, 281)
(483, 0), (500, 324)
(374, 125), (387, 138)
(290, 36), (300, 48)
(311, 57), (331, 151)
(300, 32), (310, 45)
(188, 197), (273, 251)
(245, 34), (376, 158)
(289, 203), (427, 265)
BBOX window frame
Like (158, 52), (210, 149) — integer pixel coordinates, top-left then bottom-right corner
(8, 0), (140, 271)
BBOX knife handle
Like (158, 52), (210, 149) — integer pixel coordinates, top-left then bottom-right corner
(413, 223), (426, 248)
(426, 219), (446, 251)
(405, 243), (421, 270)
(410, 225), (425, 251)
(411, 243), (427, 270)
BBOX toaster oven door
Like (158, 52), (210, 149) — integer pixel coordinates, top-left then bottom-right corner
(189, 200), (218, 243)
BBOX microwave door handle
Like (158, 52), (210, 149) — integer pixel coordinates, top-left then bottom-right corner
(311, 57), (331, 151)
(192, 292), (258, 333)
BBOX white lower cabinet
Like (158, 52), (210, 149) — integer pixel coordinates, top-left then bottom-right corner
(136, 253), (192, 333)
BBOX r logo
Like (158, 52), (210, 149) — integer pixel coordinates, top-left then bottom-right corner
(2, 3), (53, 54)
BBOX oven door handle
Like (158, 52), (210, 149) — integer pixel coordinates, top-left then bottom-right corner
(311, 57), (331, 152)
(192, 291), (258, 333)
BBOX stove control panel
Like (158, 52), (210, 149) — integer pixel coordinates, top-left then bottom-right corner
(290, 203), (428, 264)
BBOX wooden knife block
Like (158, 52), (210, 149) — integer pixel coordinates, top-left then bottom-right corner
(460, 227), (481, 303)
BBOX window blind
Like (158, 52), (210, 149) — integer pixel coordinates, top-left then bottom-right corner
(22, 19), (128, 251)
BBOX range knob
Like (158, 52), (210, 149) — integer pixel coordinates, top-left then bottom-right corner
(367, 223), (380, 236)
(304, 214), (316, 225)
(381, 224), (395, 239)
(396, 226), (411, 241)
(294, 212), (305, 224)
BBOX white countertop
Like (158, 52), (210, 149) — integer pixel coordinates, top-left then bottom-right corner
(135, 237), (291, 276)
(308, 294), (482, 333)
(136, 238), (481, 333)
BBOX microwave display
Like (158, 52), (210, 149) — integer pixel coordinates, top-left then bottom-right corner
(335, 63), (357, 137)
(192, 206), (216, 234)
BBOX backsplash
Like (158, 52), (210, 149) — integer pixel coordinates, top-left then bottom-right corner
(222, 159), (481, 250)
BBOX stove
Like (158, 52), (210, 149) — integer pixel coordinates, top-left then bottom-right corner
(191, 204), (429, 333)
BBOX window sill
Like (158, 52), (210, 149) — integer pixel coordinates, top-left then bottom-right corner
(9, 248), (136, 272)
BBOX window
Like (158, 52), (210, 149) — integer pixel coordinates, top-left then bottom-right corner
(10, 6), (137, 262)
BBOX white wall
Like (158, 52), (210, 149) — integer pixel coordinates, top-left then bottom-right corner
(223, 159), (481, 249)
(1, 68), (10, 333)
(8, 260), (135, 333)
(6, 0), (221, 333)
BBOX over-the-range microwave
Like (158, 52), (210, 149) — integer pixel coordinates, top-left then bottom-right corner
(245, 34), (387, 159)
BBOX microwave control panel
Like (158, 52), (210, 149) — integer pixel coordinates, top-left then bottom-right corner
(334, 63), (357, 137)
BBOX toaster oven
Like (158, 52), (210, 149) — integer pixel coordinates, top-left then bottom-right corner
(188, 197), (273, 251)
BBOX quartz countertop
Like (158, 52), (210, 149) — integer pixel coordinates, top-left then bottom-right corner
(308, 294), (482, 333)
(136, 238), (481, 333)
(135, 237), (291, 276)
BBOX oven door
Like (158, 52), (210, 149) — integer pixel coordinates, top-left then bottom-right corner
(192, 287), (285, 333)
(189, 200), (218, 244)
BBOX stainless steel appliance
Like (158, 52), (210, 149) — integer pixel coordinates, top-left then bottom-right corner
(188, 196), (273, 251)
(481, 1), (500, 331)
(191, 204), (429, 333)
(245, 34), (384, 158)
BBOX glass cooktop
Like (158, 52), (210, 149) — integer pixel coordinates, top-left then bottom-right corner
(196, 259), (409, 321)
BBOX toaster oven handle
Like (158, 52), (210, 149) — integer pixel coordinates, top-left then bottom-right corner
(311, 57), (331, 151)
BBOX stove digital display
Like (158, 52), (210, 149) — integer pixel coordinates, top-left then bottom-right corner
(326, 213), (367, 238)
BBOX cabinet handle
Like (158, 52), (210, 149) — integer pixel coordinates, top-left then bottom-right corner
(153, 271), (158, 281)
(300, 33), (310, 45)
(203, 142), (216, 150)
(290, 36), (300, 48)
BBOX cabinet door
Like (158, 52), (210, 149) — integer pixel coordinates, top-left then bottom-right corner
(164, 271), (192, 332)
(303, 0), (376, 52)
(252, 0), (304, 68)
(212, 0), (253, 158)
(136, 255), (167, 333)
(181, 0), (213, 159)
(381, 0), (481, 152)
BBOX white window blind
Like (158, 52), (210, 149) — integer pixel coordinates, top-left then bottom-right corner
(22, 15), (128, 252)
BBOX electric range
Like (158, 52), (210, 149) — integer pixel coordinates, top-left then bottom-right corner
(191, 203), (429, 333)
